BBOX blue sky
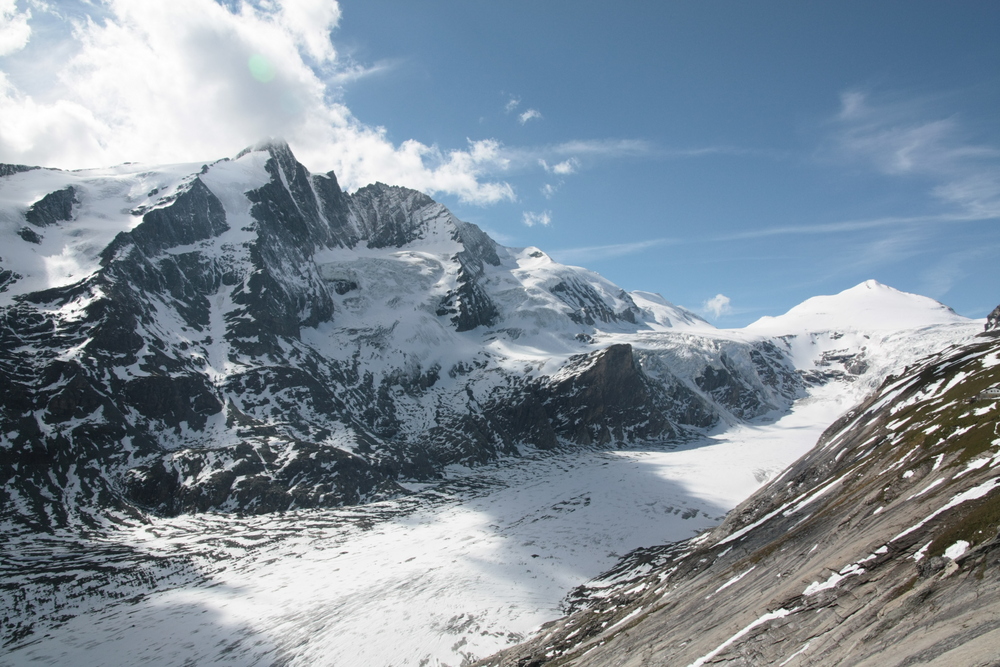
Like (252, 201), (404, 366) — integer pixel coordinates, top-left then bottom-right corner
(1, 1), (998, 324)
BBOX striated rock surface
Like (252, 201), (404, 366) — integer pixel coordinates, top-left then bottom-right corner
(480, 329), (1000, 667)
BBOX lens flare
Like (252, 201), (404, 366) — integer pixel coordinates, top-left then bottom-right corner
(248, 54), (276, 83)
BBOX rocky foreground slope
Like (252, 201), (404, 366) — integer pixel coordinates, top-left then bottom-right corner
(481, 319), (1000, 666)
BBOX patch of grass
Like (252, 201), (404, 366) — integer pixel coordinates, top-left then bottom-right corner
(927, 492), (1000, 559)
(934, 421), (997, 466)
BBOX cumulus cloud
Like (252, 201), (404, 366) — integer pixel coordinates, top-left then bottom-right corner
(702, 294), (733, 318)
(0, 0), (514, 205)
(0, 0), (31, 56)
(504, 95), (520, 113)
(522, 210), (551, 227)
(518, 108), (542, 125)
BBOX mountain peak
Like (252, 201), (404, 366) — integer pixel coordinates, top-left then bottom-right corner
(234, 137), (294, 161)
(746, 280), (967, 333)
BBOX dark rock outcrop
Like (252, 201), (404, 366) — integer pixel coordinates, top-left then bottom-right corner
(0, 163), (40, 178)
(25, 186), (77, 226)
(987, 303), (1000, 331)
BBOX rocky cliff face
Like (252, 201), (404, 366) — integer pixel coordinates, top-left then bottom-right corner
(987, 303), (1000, 332)
(0, 141), (804, 531)
(481, 328), (1000, 667)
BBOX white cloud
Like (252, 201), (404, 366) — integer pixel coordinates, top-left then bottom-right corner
(522, 210), (551, 227)
(518, 108), (542, 125)
(541, 183), (556, 198)
(539, 157), (578, 175)
(273, 0), (340, 62)
(504, 95), (520, 113)
(0, 0), (514, 205)
(551, 158), (577, 175)
(702, 294), (732, 318)
(0, 0), (31, 56)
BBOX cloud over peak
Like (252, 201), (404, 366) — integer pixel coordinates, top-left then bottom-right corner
(0, 0), (514, 205)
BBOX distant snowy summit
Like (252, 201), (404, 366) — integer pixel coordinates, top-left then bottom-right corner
(745, 279), (968, 334)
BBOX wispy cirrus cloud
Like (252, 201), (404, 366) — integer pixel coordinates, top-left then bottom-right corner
(551, 238), (673, 264)
(494, 140), (653, 176)
(548, 138), (654, 159)
(920, 243), (1000, 299)
(712, 212), (969, 242)
(522, 210), (551, 227)
(711, 92), (1000, 244)
(325, 59), (398, 86)
(831, 90), (1000, 219)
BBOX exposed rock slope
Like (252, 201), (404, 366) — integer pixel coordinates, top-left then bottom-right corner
(481, 319), (1000, 666)
(987, 304), (1000, 332)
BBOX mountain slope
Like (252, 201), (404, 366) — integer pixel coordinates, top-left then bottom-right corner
(481, 320), (1000, 666)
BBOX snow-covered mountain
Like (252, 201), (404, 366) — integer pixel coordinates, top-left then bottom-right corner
(746, 279), (965, 333)
(743, 280), (976, 404)
(0, 140), (809, 531)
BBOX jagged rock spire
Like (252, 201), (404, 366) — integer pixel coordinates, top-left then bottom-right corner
(987, 303), (1000, 331)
